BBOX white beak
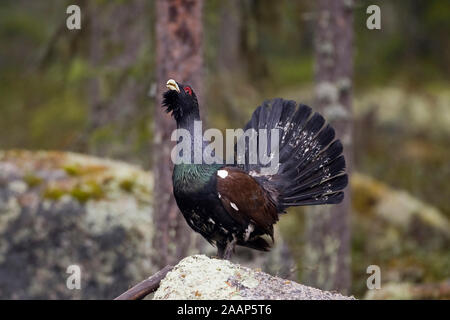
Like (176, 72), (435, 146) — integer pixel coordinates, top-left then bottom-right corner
(166, 79), (180, 93)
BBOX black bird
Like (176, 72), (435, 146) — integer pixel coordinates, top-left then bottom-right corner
(163, 79), (348, 259)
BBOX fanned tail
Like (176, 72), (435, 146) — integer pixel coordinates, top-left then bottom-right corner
(240, 98), (348, 211)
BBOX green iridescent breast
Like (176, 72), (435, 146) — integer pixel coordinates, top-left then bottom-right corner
(173, 163), (222, 193)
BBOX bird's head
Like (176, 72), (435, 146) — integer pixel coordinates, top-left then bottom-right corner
(163, 79), (199, 122)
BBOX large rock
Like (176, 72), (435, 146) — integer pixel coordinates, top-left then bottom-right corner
(0, 150), (155, 299)
(153, 255), (354, 300)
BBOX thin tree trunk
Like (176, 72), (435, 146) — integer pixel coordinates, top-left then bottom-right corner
(153, 0), (204, 268)
(303, 0), (353, 294)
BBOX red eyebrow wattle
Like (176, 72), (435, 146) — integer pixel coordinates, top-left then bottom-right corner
(184, 87), (192, 95)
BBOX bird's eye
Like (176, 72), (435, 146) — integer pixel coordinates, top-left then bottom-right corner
(184, 86), (192, 95)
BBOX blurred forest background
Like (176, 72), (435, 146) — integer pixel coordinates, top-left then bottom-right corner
(0, 0), (449, 299)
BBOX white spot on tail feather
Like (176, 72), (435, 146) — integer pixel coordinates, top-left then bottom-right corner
(217, 170), (228, 178)
(230, 202), (239, 211)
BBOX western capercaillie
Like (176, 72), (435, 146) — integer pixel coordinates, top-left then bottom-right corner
(163, 79), (348, 259)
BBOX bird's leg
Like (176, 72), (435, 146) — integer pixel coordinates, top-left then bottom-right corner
(222, 237), (237, 260)
(216, 242), (226, 259)
(216, 237), (237, 259)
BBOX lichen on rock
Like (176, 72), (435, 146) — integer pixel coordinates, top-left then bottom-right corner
(154, 255), (354, 300)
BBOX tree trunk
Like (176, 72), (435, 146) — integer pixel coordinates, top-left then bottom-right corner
(303, 0), (353, 294)
(153, 0), (204, 268)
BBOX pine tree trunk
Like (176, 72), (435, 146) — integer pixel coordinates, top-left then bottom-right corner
(153, 0), (204, 268)
(303, 0), (353, 294)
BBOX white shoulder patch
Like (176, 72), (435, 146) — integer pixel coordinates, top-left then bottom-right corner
(217, 169), (228, 178)
(230, 202), (239, 211)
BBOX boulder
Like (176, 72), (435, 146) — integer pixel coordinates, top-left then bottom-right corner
(153, 255), (354, 300)
(0, 150), (154, 299)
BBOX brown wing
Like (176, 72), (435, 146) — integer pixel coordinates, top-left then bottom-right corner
(216, 167), (279, 237)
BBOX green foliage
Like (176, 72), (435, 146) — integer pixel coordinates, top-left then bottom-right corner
(0, 10), (46, 44)
(354, 0), (450, 86)
(29, 92), (86, 149)
(269, 56), (313, 88)
(67, 58), (90, 84)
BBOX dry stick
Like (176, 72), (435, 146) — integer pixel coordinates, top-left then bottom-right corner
(114, 265), (174, 300)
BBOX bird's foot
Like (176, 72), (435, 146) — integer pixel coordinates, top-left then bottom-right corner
(222, 238), (237, 260)
(216, 237), (237, 260)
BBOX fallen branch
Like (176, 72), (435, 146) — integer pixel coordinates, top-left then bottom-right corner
(114, 265), (174, 300)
